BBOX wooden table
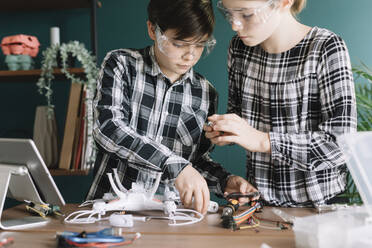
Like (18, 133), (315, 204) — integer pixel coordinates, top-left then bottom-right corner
(0, 204), (316, 248)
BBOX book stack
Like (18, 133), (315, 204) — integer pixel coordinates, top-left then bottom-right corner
(58, 82), (95, 171)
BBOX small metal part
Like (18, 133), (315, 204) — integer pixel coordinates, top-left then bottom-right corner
(206, 121), (214, 127)
(222, 206), (234, 217)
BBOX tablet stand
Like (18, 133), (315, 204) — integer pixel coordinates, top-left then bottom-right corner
(0, 163), (48, 230)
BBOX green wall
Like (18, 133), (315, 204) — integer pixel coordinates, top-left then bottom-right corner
(1, 0), (371, 204)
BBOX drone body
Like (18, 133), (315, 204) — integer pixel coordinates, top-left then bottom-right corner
(65, 168), (212, 226)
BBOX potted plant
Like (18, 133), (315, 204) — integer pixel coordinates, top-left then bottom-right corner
(338, 63), (372, 205)
(36, 40), (99, 168)
(353, 63), (372, 131)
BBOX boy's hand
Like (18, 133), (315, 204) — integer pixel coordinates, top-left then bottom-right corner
(175, 164), (210, 215)
(224, 175), (259, 204)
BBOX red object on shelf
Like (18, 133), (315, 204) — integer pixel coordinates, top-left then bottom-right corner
(1, 34), (40, 57)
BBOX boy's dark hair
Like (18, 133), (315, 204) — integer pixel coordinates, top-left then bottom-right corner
(148, 0), (215, 42)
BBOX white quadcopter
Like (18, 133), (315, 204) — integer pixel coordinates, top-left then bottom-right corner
(65, 168), (218, 226)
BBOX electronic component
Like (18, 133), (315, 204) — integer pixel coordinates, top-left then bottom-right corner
(208, 201), (219, 213)
(221, 190), (262, 231)
(221, 199), (240, 229)
(25, 200), (63, 218)
(109, 213), (148, 227)
(221, 201), (262, 231)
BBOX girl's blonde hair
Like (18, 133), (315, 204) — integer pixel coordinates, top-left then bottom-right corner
(290, 0), (306, 15)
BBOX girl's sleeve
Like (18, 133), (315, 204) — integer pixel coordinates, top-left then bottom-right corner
(270, 35), (357, 171)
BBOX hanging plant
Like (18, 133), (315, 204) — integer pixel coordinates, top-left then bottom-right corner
(37, 41), (98, 111)
(37, 40), (99, 168)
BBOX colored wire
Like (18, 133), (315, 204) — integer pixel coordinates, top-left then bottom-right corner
(232, 202), (259, 225)
(237, 216), (260, 230)
(168, 209), (204, 226)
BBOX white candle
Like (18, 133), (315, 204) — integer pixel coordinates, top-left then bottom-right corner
(50, 27), (60, 46)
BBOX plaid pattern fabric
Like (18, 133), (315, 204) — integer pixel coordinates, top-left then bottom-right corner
(87, 46), (231, 200)
(227, 27), (357, 206)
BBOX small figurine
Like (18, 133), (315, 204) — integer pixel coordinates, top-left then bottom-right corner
(1, 34), (40, 57)
(5, 54), (34, 70)
(1, 34), (40, 71)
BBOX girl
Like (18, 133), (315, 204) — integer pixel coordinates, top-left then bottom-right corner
(205, 0), (357, 207)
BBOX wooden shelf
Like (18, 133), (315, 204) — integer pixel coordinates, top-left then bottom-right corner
(1, 1), (98, 178)
(1, 0), (91, 11)
(0, 68), (85, 82)
(49, 169), (90, 176)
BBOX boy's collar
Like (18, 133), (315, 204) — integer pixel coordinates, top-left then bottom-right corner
(148, 46), (195, 85)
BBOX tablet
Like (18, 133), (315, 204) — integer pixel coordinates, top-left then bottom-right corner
(0, 138), (65, 206)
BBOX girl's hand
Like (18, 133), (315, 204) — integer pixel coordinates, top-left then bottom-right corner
(205, 114), (271, 153)
(203, 122), (232, 146)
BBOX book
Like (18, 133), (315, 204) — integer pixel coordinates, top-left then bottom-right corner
(70, 94), (83, 170)
(73, 88), (86, 170)
(58, 82), (83, 170)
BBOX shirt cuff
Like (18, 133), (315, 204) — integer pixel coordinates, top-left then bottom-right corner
(162, 154), (190, 181)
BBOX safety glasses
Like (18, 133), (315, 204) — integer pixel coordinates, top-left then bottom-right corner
(217, 0), (278, 28)
(154, 25), (216, 59)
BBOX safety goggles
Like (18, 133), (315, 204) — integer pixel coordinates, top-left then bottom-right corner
(155, 25), (216, 59)
(217, 0), (278, 28)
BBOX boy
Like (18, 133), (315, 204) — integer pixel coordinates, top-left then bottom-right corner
(87, 0), (257, 214)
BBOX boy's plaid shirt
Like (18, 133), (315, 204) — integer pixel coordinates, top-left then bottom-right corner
(87, 46), (231, 200)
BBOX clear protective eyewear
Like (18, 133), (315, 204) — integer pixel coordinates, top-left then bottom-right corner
(154, 25), (216, 59)
(217, 0), (278, 28)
